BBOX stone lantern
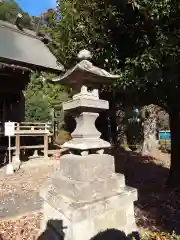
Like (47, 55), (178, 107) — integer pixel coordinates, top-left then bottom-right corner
(40, 50), (138, 240)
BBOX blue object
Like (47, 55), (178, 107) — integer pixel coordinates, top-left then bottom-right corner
(159, 130), (171, 141)
(159, 131), (171, 151)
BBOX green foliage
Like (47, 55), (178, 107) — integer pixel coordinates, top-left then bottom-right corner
(0, 0), (33, 29)
(41, 72), (69, 108)
(54, 0), (180, 109)
(25, 72), (69, 123)
(25, 72), (50, 122)
(115, 0), (180, 109)
(141, 231), (180, 240)
(25, 94), (51, 122)
(54, 0), (120, 70)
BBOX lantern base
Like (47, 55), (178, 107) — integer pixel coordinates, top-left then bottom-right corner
(40, 154), (137, 239)
(40, 183), (137, 240)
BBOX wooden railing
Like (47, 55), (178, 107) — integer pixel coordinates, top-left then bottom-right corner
(14, 122), (53, 136)
(0, 121), (53, 135)
(0, 121), (54, 160)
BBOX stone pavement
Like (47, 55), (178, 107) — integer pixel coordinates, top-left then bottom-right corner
(0, 157), (56, 220)
(0, 191), (42, 219)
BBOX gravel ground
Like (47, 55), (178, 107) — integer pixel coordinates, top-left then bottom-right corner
(0, 159), (55, 219)
(0, 212), (42, 240)
(0, 157), (57, 239)
(0, 149), (180, 239)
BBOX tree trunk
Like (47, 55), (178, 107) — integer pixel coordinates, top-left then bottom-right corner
(167, 107), (180, 187)
(116, 108), (128, 145)
(141, 105), (159, 155)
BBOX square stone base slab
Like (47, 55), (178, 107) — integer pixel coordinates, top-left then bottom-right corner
(40, 186), (137, 240)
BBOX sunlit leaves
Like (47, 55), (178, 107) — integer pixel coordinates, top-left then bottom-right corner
(25, 72), (69, 122)
(53, 0), (120, 70)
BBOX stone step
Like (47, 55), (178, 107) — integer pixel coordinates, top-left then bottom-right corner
(49, 173), (125, 202)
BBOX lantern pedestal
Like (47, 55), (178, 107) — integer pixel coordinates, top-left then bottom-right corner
(40, 153), (137, 240)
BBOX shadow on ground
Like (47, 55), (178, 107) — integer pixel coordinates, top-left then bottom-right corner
(37, 220), (65, 240)
(90, 229), (140, 240)
(37, 220), (140, 240)
(112, 147), (180, 234)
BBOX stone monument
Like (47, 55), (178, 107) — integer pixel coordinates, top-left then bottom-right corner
(40, 50), (138, 240)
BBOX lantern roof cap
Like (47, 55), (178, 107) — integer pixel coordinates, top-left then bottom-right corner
(52, 51), (120, 87)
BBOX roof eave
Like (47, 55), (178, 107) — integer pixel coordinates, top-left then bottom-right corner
(0, 57), (64, 74)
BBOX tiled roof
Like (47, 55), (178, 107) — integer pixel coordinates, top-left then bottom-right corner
(0, 20), (64, 72)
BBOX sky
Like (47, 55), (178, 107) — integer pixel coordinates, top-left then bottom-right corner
(16, 0), (56, 16)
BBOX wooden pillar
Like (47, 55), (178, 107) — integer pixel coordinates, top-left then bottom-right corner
(44, 134), (48, 158)
(15, 123), (20, 160)
(15, 135), (20, 160)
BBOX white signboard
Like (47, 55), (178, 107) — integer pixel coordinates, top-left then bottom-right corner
(5, 122), (15, 136)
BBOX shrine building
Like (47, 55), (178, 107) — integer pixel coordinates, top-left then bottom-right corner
(0, 20), (64, 146)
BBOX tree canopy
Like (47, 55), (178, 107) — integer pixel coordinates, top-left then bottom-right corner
(53, 0), (180, 186)
(53, 0), (180, 106)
